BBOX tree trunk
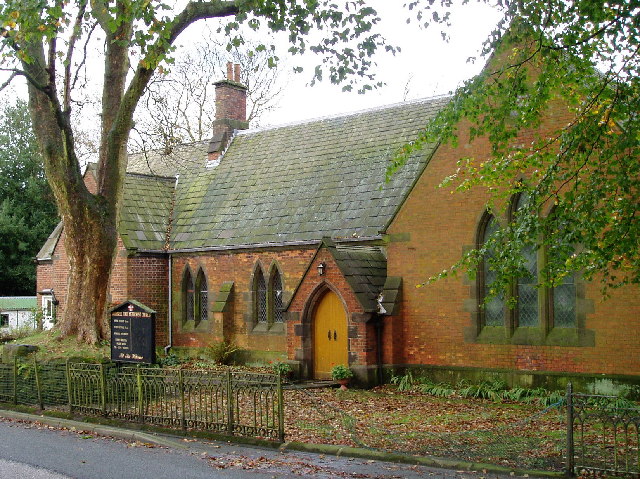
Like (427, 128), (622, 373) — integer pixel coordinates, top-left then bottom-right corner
(58, 203), (118, 344)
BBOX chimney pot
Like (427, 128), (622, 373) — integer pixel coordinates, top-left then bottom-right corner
(209, 63), (249, 160)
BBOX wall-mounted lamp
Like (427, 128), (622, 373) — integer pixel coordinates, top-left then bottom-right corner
(317, 262), (326, 276)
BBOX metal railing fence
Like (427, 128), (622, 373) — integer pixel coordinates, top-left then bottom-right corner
(566, 383), (640, 477)
(0, 359), (284, 442)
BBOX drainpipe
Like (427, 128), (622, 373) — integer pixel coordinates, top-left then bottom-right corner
(164, 253), (173, 355)
(376, 315), (384, 385)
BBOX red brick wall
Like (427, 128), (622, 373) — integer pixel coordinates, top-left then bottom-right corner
(171, 247), (316, 352)
(128, 255), (169, 346)
(215, 80), (247, 123)
(387, 103), (640, 377)
(37, 228), (135, 323)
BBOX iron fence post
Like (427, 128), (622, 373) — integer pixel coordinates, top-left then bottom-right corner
(277, 373), (284, 442)
(566, 382), (575, 477)
(136, 365), (144, 423)
(66, 359), (73, 412)
(34, 357), (43, 410)
(99, 363), (107, 415)
(226, 369), (233, 435)
(12, 357), (17, 405)
(179, 369), (186, 429)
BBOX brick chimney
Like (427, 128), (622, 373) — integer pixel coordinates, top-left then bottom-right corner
(208, 62), (249, 161)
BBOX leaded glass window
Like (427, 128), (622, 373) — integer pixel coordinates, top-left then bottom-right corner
(272, 271), (284, 323)
(553, 274), (576, 327)
(482, 215), (505, 326)
(184, 269), (194, 322)
(515, 194), (539, 327)
(517, 245), (539, 326)
(197, 270), (208, 323)
(256, 269), (267, 323)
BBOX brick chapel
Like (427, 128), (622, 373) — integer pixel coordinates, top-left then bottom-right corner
(36, 58), (640, 390)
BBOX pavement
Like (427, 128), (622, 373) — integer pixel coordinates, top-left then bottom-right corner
(0, 408), (560, 478)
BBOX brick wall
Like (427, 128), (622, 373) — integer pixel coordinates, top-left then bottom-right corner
(170, 247), (316, 354)
(386, 100), (640, 377)
(128, 254), (169, 346)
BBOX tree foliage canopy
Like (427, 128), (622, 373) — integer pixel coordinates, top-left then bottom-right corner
(0, 99), (58, 295)
(391, 1), (639, 294)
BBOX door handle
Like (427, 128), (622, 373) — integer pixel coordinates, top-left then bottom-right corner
(328, 330), (331, 340)
(334, 330), (337, 341)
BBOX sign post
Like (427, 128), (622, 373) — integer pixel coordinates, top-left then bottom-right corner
(110, 300), (156, 364)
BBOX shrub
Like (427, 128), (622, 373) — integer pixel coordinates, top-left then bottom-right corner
(331, 364), (354, 380)
(271, 361), (292, 377)
(158, 353), (181, 367)
(206, 340), (239, 365)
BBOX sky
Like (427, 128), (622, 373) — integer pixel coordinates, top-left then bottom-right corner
(0, 2), (502, 142)
(252, 1), (502, 126)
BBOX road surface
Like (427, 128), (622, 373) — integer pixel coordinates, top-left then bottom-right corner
(0, 417), (508, 479)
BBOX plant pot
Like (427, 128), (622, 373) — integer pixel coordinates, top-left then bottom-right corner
(337, 378), (350, 390)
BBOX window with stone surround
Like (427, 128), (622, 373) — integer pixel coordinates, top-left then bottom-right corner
(251, 263), (286, 332)
(270, 268), (284, 324)
(183, 268), (195, 322)
(255, 267), (267, 324)
(195, 269), (208, 324)
(471, 197), (587, 346)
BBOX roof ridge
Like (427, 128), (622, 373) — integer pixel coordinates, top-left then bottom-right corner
(237, 94), (451, 136)
(125, 171), (176, 181)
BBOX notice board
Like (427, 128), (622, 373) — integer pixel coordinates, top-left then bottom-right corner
(110, 300), (156, 364)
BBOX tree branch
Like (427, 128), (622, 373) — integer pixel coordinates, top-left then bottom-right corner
(64, 0), (88, 112)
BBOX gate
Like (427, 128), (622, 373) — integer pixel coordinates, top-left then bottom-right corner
(567, 383), (640, 477)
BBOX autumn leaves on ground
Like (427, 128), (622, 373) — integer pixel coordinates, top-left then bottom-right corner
(285, 387), (566, 471)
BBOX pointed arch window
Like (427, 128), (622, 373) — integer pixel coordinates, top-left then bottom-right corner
(547, 208), (577, 328)
(252, 264), (287, 329)
(195, 269), (208, 323)
(480, 214), (505, 327)
(271, 269), (284, 323)
(473, 194), (588, 345)
(183, 268), (195, 322)
(255, 268), (267, 323)
(514, 194), (539, 327)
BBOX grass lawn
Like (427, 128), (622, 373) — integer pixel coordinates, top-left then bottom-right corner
(1, 330), (110, 362)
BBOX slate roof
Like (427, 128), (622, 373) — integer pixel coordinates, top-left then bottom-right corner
(0, 297), (37, 311)
(127, 140), (209, 177)
(36, 221), (63, 261)
(170, 97), (447, 250)
(119, 173), (175, 251)
(36, 171), (176, 259)
(326, 242), (387, 313)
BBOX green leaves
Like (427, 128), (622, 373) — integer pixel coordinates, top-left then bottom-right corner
(392, 1), (640, 293)
(0, 100), (58, 295)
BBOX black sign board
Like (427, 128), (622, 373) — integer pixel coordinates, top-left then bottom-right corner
(110, 300), (156, 364)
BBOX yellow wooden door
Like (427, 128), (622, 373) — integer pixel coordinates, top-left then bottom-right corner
(313, 290), (348, 379)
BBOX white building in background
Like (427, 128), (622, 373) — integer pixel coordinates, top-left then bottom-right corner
(0, 297), (38, 331)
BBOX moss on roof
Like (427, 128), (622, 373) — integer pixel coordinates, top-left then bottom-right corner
(118, 174), (175, 251)
(127, 141), (209, 177)
(326, 241), (387, 312)
(170, 97), (447, 250)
